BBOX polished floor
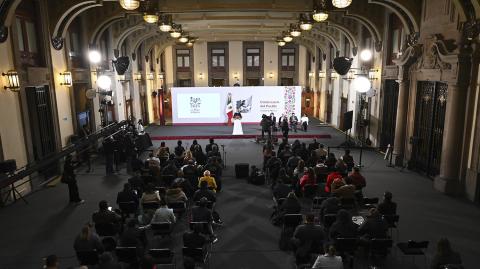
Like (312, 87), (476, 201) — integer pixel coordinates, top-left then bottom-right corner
(0, 123), (479, 269)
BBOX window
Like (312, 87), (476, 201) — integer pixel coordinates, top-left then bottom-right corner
(68, 17), (86, 68)
(387, 14), (404, 65)
(211, 49), (225, 68)
(246, 48), (260, 69)
(281, 48), (295, 70)
(100, 30), (110, 70)
(15, 16), (41, 67)
(176, 49), (190, 69)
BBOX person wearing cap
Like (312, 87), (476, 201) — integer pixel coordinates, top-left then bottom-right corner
(191, 197), (218, 243)
(378, 191), (397, 215)
(198, 170), (218, 192)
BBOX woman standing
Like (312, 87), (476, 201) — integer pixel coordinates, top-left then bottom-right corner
(62, 155), (84, 205)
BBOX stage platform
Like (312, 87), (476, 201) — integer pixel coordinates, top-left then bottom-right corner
(148, 118), (332, 140)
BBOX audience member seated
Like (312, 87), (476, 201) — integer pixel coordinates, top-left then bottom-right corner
(265, 152), (282, 184)
(183, 223), (207, 249)
(312, 245), (344, 269)
(162, 158), (179, 175)
(329, 209), (358, 241)
(273, 177), (293, 201)
(293, 160), (306, 181)
(150, 200), (176, 224)
(331, 179), (356, 200)
(291, 140), (301, 154)
(44, 255), (59, 269)
(298, 143), (309, 161)
(306, 151), (318, 168)
(299, 167), (317, 191)
(325, 170), (343, 193)
(207, 145), (222, 160)
(98, 252), (121, 269)
(146, 152), (160, 167)
(358, 208), (389, 240)
(120, 219), (145, 248)
(174, 140), (186, 158)
(165, 182), (188, 204)
(204, 156), (223, 180)
(190, 139), (203, 153)
(378, 191), (397, 216)
(347, 167), (366, 190)
(198, 170), (218, 192)
(431, 238), (462, 269)
(308, 138), (320, 153)
(314, 162), (329, 182)
(292, 214), (326, 264)
(276, 192), (301, 220)
(325, 153), (337, 170)
(73, 223), (104, 254)
(92, 200), (121, 233)
(140, 183), (161, 204)
(184, 150), (195, 165)
(192, 144), (207, 165)
(157, 142), (170, 159)
(205, 138), (218, 153)
(342, 149), (355, 170)
(335, 159), (348, 174)
(173, 170), (195, 198)
(191, 197), (218, 243)
(315, 144), (328, 161)
(193, 180), (216, 203)
(275, 168), (291, 187)
(278, 145), (293, 166)
(287, 153), (302, 173)
(116, 183), (139, 210)
(278, 138), (289, 152)
(320, 197), (341, 220)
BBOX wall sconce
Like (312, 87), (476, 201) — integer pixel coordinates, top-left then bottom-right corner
(2, 70), (20, 91)
(134, 73), (142, 81)
(118, 74), (129, 83)
(346, 70), (356, 81)
(318, 71), (326, 79)
(147, 73), (155, 81)
(368, 69), (379, 80)
(268, 72), (274, 79)
(198, 72), (204, 80)
(233, 72), (239, 79)
(308, 72), (314, 78)
(59, 71), (72, 86)
(330, 71), (338, 80)
(157, 73), (164, 80)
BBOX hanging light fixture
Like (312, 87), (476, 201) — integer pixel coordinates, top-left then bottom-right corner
(178, 35), (189, 43)
(158, 15), (172, 32)
(119, 0), (140, 10)
(283, 31), (293, 42)
(277, 38), (286, 47)
(313, 0), (329, 22)
(290, 24), (302, 37)
(186, 38), (196, 47)
(352, 75), (371, 93)
(299, 14), (313, 31)
(143, 13), (159, 24)
(332, 0), (352, 9)
(170, 24), (182, 38)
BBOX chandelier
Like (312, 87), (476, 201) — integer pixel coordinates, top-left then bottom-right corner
(277, 39), (286, 46)
(290, 25), (302, 37)
(179, 35), (189, 43)
(283, 34), (293, 42)
(312, 10), (328, 22)
(119, 0), (140, 10)
(300, 20), (313, 31)
(159, 22), (172, 32)
(169, 24), (182, 38)
(143, 13), (159, 24)
(332, 0), (352, 9)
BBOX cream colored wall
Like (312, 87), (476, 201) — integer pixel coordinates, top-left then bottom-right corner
(298, 45), (307, 87)
(129, 40), (141, 122)
(263, 41), (278, 86)
(228, 41), (243, 86)
(50, 46), (74, 147)
(194, 42), (208, 86)
(164, 46), (174, 89)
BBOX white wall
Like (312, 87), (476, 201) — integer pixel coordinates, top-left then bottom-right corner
(228, 41), (243, 86)
(194, 42), (208, 86)
(263, 41), (278, 86)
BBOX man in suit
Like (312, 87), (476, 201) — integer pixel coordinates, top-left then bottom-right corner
(289, 113), (299, 133)
(260, 114), (272, 140)
(269, 113), (277, 132)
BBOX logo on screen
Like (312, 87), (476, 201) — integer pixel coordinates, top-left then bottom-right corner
(190, 97), (201, 114)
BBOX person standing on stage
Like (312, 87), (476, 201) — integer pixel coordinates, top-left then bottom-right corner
(289, 113), (299, 133)
(269, 113), (277, 132)
(261, 114), (272, 140)
(278, 113), (286, 126)
(281, 118), (290, 139)
(301, 114), (309, 132)
(225, 93), (233, 126)
(61, 155), (84, 204)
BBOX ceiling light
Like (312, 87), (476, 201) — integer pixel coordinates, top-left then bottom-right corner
(332, 0), (352, 9)
(143, 13), (158, 24)
(313, 10), (329, 22)
(360, 49), (373, 61)
(97, 75), (112, 90)
(352, 76), (371, 93)
(283, 35), (293, 42)
(179, 35), (189, 43)
(277, 40), (286, 46)
(119, 0), (140, 10)
(88, 50), (101, 64)
(170, 30), (181, 38)
(290, 26), (302, 37)
(300, 21), (313, 31)
(159, 22), (172, 32)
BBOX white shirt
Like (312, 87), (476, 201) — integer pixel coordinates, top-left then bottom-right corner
(312, 255), (343, 269)
(137, 123), (144, 133)
(301, 116), (309, 125)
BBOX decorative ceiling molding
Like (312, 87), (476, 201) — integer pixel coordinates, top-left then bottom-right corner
(368, 0), (418, 34)
(114, 25), (147, 51)
(304, 30), (340, 52)
(90, 14), (128, 45)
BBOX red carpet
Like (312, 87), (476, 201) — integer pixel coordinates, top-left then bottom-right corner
(150, 133), (331, 141)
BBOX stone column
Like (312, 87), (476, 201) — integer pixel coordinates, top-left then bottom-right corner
(392, 78), (409, 166)
(434, 83), (466, 194)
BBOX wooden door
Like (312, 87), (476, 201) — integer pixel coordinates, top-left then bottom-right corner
(380, 80), (399, 148)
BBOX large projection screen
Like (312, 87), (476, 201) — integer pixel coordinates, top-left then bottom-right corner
(171, 86), (301, 124)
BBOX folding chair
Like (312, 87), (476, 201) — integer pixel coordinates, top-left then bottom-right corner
(168, 202), (187, 215)
(303, 184), (318, 198)
(311, 196), (327, 213)
(76, 250), (99, 266)
(382, 214), (400, 239)
(119, 201), (138, 217)
(95, 222), (117, 237)
(151, 222), (172, 238)
(189, 222), (211, 236)
(362, 197), (379, 209)
(335, 237), (358, 268)
(397, 240), (429, 268)
(150, 248), (176, 269)
(369, 238), (393, 267)
(116, 246), (138, 265)
(323, 214), (337, 228)
(340, 197), (356, 210)
(183, 247), (209, 268)
(142, 202), (160, 211)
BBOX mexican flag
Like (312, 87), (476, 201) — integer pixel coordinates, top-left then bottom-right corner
(226, 93), (233, 124)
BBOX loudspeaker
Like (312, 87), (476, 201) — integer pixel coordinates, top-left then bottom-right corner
(333, 57), (353, 75)
(0, 159), (17, 174)
(343, 111), (353, 131)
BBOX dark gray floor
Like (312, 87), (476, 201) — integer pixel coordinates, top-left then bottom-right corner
(0, 123), (479, 269)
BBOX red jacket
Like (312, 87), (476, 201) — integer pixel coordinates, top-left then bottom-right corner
(299, 174), (316, 190)
(325, 172), (343, 193)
